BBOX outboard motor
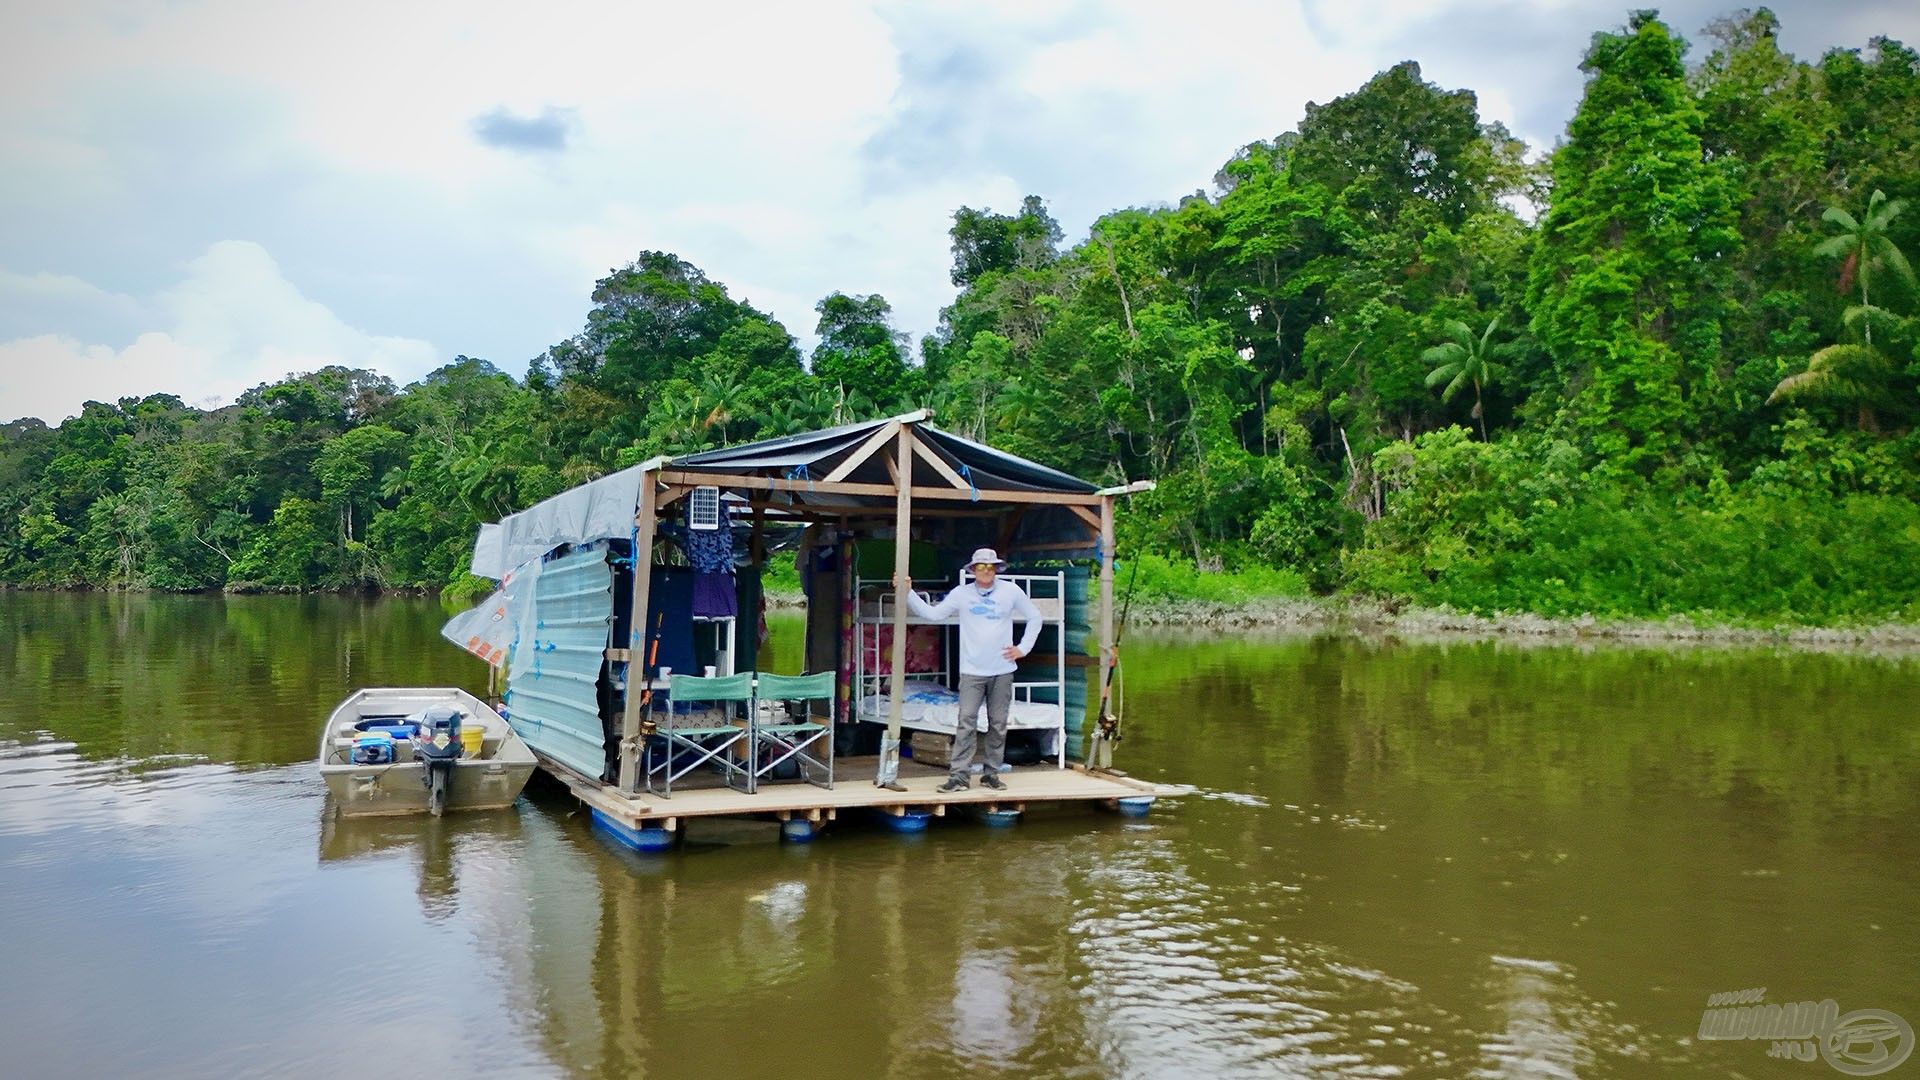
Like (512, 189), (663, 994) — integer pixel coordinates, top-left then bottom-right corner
(413, 705), (464, 816)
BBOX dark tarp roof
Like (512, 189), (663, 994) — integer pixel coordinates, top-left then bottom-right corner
(671, 413), (1098, 497)
(472, 413), (1112, 576)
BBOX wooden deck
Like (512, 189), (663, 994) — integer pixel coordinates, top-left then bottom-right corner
(535, 752), (1180, 833)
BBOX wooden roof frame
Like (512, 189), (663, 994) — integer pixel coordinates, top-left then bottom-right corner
(615, 414), (1146, 793)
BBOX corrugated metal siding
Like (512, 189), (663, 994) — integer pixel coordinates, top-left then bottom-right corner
(504, 545), (612, 780)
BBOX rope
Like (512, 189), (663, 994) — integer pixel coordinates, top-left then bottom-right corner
(957, 462), (979, 502)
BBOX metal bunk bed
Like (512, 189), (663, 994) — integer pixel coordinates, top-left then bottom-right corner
(851, 569), (1068, 768)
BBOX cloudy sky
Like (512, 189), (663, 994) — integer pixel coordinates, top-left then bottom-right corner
(2, 0), (1913, 424)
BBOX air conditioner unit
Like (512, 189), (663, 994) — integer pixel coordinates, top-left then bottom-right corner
(688, 485), (721, 531)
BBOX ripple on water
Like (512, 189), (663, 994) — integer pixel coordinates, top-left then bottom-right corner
(1066, 840), (1459, 1078)
(0, 737), (79, 759)
(1470, 954), (1694, 1079)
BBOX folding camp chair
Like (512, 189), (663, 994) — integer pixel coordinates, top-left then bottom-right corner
(646, 672), (754, 797)
(750, 671), (835, 791)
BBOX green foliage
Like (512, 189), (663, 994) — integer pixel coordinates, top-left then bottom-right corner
(1422, 317), (1524, 440)
(1293, 60), (1497, 229)
(948, 196), (1063, 286)
(1767, 305), (1912, 429)
(1121, 551), (1309, 605)
(810, 292), (921, 412)
(1816, 190), (1915, 318)
(1345, 427), (1920, 623)
(759, 556), (803, 598)
(230, 497), (337, 590)
(537, 251), (806, 458)
(1527, 12), (1741, 478)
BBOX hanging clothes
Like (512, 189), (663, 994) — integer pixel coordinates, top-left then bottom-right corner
(663, 502), (738, 618)
(680, 506), (734, 573)
(692, 575), (737, 618)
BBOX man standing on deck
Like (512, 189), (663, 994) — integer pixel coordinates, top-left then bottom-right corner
(898, 548), (1042, 792)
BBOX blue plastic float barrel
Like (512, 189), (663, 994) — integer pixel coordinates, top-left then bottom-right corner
(591, 809), (676, 852)
(874, 808), (932, 833)
(975, 807), (1022, 828)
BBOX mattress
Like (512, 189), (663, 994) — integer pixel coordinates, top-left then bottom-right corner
(858, 680), (1063, 734)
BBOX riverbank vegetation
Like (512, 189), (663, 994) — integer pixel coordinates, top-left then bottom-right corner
(3, 9), (1918, 625)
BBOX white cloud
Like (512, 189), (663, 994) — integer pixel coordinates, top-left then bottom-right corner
(0, 267), (148, 343)
(0, 241), (437, 423)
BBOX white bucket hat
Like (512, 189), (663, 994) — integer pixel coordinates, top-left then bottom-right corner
(967, 547), (1008, 569)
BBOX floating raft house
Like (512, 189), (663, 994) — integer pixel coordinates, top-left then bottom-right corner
(451, 410), (1179, 846)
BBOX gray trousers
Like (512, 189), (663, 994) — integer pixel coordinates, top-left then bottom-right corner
(951, 672), (1013, 778)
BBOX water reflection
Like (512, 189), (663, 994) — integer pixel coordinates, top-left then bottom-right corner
(950, 947), (1036, 1061)
(1476, 956), (1586, 1079)
(2, 594), (1917, 1079)
(318, 810), (533, 920)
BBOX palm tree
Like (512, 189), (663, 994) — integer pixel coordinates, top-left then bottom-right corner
(1816, 190), (1914, 343)
(993, 380), (1043, 436)
(792, 384), (837, 429)
(829, 382), (874, 425)
(695, 373), (746, 444)
(1768, 305), (1899, 431)
(752, 400), (811, 438)
(663, 394), (712, 454)
(445, 437), (517, 519)
(1422, 317), (1520, 441)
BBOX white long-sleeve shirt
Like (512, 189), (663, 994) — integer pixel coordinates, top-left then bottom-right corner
(903, 578), (1043, 677)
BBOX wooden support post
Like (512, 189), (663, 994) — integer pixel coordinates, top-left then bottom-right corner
(619, 470), (660, 793)
(878, 423), (914, 790)
(1094, 494), (1116, 768)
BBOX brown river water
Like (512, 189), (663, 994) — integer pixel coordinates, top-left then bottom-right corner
(1, 592), (1916, 1079)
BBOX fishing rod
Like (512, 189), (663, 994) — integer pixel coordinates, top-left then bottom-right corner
(636, 608), (665, 738)
(1094, 552), (1141, 750)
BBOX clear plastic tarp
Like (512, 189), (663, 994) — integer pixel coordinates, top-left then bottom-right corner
(469, 465), (646, 579)
(440, 558), (542, 668)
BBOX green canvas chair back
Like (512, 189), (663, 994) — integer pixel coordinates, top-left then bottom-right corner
(668, 672), (754, 703)
(755, 671), (835, 703)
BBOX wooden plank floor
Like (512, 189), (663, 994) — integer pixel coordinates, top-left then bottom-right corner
(537, 752), (1178, 830)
